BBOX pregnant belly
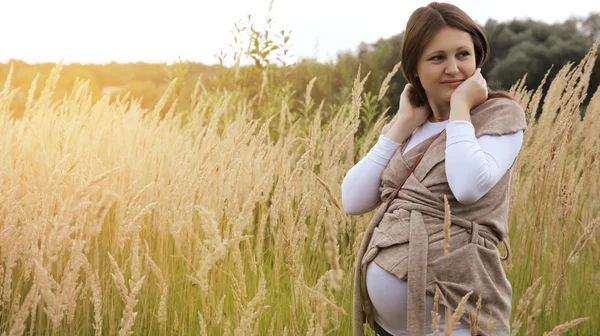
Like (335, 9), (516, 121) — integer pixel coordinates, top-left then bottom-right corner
(365, 261), (471, 336)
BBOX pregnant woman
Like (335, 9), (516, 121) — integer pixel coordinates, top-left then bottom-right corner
(343, 2), (527, 335)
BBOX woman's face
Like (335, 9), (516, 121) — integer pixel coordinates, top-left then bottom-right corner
(416, 26), (477, 105)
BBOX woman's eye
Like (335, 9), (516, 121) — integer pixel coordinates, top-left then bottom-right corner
(429, 52), (469, 61)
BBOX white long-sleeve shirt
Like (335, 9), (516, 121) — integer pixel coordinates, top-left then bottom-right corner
(341, 119), (523, 215)
(342, 118), (523, 336)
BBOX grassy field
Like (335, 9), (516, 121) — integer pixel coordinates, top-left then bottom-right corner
(0, 39), (599, 335)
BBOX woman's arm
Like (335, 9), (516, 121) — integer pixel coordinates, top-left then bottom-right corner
(341, 135), (402, 215)
(445, 120), (523, 204)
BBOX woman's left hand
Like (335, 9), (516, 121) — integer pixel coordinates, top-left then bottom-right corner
(451, 68), (488, 110)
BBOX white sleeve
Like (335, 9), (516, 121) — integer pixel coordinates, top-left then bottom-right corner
(444, 120), (523, 204)
(341, 135), (402, 215)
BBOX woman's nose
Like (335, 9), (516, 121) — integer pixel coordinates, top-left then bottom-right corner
(445, 59), (459, 74)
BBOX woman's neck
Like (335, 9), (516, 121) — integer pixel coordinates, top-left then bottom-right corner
(427, 98), (451, 122)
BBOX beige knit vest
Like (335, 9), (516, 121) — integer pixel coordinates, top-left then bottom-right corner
(352, 98), (528, 336)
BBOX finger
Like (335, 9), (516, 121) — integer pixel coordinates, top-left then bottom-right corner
(479, 68), (486, 80)
(401, 84), (410, 94)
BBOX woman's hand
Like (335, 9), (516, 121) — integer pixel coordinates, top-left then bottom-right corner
(451, 68), (488, 110)
(397, 83), (430, 131)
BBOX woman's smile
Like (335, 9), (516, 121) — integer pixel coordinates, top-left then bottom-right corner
(441, 80), (465, 87)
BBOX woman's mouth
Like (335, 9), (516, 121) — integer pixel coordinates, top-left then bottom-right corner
(441, 80), (464, 87)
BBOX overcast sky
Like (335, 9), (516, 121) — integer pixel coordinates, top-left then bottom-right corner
(1, 0), (599, 65)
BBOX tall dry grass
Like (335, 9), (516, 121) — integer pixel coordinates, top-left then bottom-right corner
(0, 41), (599, 335)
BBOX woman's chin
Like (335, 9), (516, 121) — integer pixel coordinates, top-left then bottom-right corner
(425, 89), (452, 105)
(438, 91), (454, 103)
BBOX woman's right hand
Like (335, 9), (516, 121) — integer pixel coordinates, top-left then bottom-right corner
(396, 83), (430, 131)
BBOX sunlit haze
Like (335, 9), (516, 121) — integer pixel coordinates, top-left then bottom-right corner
(2, 0), (599, 65)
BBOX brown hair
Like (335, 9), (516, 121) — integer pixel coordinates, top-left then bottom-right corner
(400, 2), (513, 107)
